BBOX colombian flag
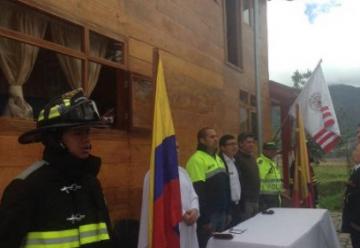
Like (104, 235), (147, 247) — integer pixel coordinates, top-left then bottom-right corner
(148, 56), (182, 248)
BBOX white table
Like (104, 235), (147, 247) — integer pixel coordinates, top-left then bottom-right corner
(206, 208), (340, 248)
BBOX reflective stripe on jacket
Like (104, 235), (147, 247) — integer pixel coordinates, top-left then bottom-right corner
(24, 222), (109, 248)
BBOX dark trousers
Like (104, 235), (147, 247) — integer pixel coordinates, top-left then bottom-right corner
(351, 230), (360, 248)
(259, 194), (280, 212)
(197, 211), (227, 248)
(228, 202), (242, 228)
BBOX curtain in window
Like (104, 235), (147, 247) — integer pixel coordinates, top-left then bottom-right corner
(88, 34), (108, 96)
(51, 24), (107, 97)
(0, 1), (47, 119)
(50, 22), (82, 90)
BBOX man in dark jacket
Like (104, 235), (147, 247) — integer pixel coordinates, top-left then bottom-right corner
(235, 132), (260, 221)
(0, 89), (113, 248)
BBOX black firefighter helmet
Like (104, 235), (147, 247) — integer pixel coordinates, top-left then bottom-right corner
(18, 88), (106, 144)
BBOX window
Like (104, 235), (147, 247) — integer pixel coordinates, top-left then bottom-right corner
(239, 89), (256, 134)
(242, 0), (253, 26)
(224, 0), (243, 68)
(0, 0), (127, 129)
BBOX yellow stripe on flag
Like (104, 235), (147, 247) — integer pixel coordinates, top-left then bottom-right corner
(294, 105), (312, 201)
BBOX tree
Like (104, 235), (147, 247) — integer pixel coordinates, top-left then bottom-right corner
(291, 69), (312, 89)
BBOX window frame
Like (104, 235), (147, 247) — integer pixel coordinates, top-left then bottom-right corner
(0, 0), (127, 94)
(223, 0), (244, 70)
(239, 89), (256, 133)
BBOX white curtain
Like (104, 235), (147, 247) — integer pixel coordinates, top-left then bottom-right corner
(0, 1), (47, 119)
(50, 23), (82, 90)
(51, 24), (107, 96)
(88, 34), (108, 96)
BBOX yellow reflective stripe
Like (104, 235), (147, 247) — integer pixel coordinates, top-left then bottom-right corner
(48, 105), (61, 119)
(79, 222), (107, 232)
(27, 229), (78, 239)
(38, 109), (45, 121)
(63, 99), (71, 107)
(81, 233), (110, 245)
(25, 222), (109, 248)
(80, 222), (109, 245)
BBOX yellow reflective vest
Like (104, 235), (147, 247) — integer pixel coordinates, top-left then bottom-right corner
(257, 154), (282, 195)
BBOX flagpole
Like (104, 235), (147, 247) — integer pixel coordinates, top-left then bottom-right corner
(148, 48), (160, 248)
(253, 0), (263, 153)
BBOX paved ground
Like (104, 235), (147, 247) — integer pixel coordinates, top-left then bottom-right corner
(330, 212), (352, 248)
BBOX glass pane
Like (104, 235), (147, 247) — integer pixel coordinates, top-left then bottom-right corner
(240, 107), (249, 132)
(225, 0), (239, 66)
(49, 18), (83, 52)
(90, 31), (124, 64)
(243, 0), (252, 25)
(0, 0), (83, 52)
(0, 0), (48, 37)
(89, 62), (117, 126)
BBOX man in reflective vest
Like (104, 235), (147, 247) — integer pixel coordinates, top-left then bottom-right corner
(0, 89), (113, 248)
(186, 127), (229, 248)
(257, 142), (283, 211)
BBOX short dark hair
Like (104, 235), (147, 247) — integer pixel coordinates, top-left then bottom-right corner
(197, 127), (214, 142)
(238, 132), (254, 143)
(219, 134), (236, 147)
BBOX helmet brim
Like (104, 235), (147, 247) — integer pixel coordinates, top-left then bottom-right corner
(18, 121), (108, 144)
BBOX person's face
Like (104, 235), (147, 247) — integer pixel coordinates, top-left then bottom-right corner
(62, 126), (92, 159)
(263, 149), (277, 159)
(200, 129), (218, 152)
(239, 137), (255, 155)
(220, 138), (238, 158)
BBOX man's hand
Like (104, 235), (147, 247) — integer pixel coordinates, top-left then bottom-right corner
(182, 209), (198, 226)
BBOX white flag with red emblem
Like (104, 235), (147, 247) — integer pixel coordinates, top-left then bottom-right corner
(289, 62), (341, 153)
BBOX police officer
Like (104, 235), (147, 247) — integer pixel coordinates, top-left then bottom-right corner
(0, 89), (113, 247)
(257, 142), (283, 211)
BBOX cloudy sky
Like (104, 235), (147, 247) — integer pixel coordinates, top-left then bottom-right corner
(267, 0), (360, 87)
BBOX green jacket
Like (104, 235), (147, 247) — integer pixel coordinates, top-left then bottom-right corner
(257, 154), (282, 195)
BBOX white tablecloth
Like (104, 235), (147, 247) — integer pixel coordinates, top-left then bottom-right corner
(206, 208), (340, 248)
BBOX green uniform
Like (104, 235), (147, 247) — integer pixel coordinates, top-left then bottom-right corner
(257, 154), (282, 210)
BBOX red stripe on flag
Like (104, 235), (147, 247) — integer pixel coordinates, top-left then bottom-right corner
(320, 106), (329, 111)
(322, 135), (340, 153)
(313, 128), (327, 140)
(153, 179), (181, 248)
(317, 131), (336, 146)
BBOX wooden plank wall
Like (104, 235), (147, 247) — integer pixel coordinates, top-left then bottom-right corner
(1, 0), (272, 223)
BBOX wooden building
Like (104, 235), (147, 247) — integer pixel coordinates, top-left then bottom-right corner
(0, 0), (272, 223)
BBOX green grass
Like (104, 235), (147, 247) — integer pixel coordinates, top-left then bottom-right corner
(313, 163), (350, 211)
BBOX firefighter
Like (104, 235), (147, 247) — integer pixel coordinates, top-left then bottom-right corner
(0, 89), (114, 247)
(257, 142), (283, 211)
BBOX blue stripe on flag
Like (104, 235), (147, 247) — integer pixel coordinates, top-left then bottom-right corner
(154, 135), (179, 200)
